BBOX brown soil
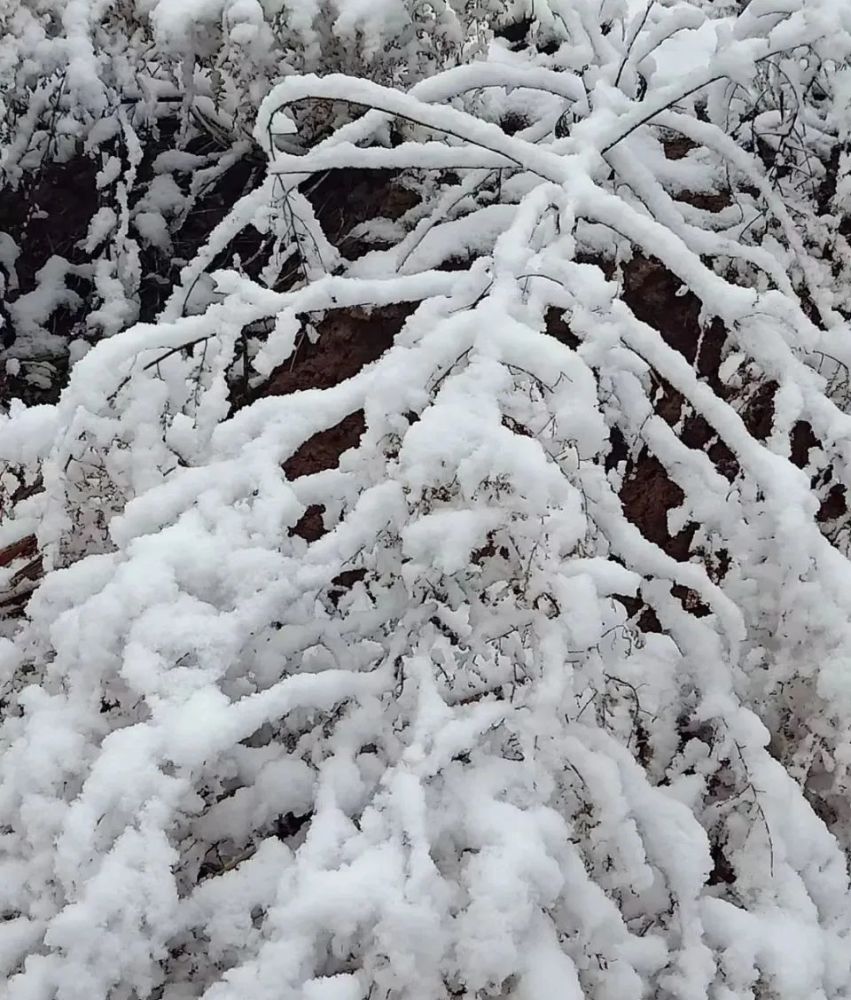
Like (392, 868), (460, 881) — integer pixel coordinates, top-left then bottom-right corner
(621, 254), (728, 392)
(265, 304), (411, 543)
(675, 190), (733, 213)
(304, 169), (419, 260)
(0, 534), (36, 568)
(818, 484), (847, 523)
(284, 411), (368, 481)
(663, 137), (698, 160)
(615, 255), (730, 585)
(258, 303), (411, 398)
(619, 454), (694, 561)
(0, 156), (99, 291)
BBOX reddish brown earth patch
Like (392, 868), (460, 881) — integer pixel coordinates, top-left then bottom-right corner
(740, 380), (777, 440)
(266, 302), (411, 543)
(304, 169), (418, 260)
(790, 420), (819, 468)
(284, 411), (368, 481)
(0, 157), (98, 291)
(818, 484), (847, 523)
(259, 303), (411, 399)
(617, 256), (727, 571)
(0, 534), (37, 569)
(675, 190), (733, 213)
(622, 255), (728, 392)
(285, 410), (368, 542)
(663, 137), (698, 160)
(0, 533), (41, 615)
(619, 453), (694, 561)
(545, 307), (580, 350)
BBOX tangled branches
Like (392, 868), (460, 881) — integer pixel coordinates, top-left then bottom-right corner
(3, 1), (851, 998)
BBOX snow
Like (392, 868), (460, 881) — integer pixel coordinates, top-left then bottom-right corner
(3, 0), (851, 998)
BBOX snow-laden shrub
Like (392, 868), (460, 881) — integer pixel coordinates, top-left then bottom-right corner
(4, 0), (851, 998)
(0, 0), (491, 363)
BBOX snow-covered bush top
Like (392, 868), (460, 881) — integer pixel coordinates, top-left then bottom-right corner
(4, 0), (851, 998)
